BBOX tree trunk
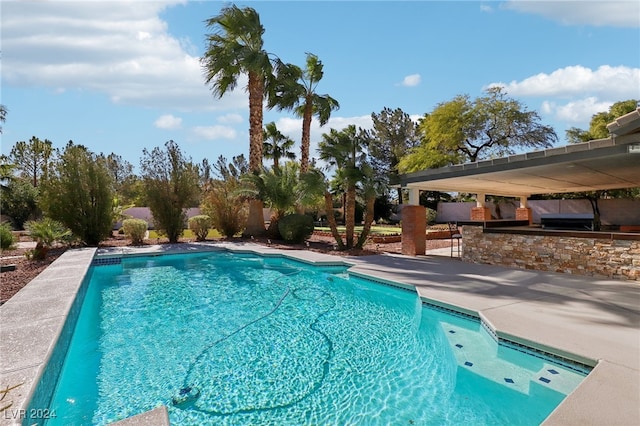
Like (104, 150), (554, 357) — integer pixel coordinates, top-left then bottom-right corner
(244, 199), (266, 237)
(324, 191), (344, 249)
(248, 71), (264, 171)
(345, 185), (356, 248)
(245, 71), (266, 236)
(356, 195), (376, 249)
(300, 98), (313, 174)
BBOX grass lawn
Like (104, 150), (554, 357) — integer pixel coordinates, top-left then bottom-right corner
(314, 226), (401, 235)
(147, 229), (222, 240)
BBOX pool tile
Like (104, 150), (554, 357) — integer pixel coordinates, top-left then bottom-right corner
(455, 344), (463, 348)
(464, 361), (473, 367)
(548, 369), (559, 375)
(504, 378), (514, 383)
(539, 377), (551, 383)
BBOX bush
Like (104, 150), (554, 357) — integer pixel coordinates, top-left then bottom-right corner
(278, 214), (314, 243)
(140, 141), (200, 243)
(24, 218), (71, 260)
(122, 219), (148, 245)
(188, 215), (212, 241)
(0, 222), (17, 251)
(426, 207), (437, 226)
(202, 180), (247, 238)
(39, 142), (114, 245)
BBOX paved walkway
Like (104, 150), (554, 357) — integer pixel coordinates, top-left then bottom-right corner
(1, 243), (638, 425)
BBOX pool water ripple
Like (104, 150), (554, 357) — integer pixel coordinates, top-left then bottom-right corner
(43, 252), (589, 426)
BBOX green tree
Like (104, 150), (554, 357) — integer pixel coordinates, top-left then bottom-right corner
(399, 87), (557, 172)
(566, 99), (638, 143)
(240, 161), (321, 239)
(140, 140), (200, 243)
(2, 178), (39, 229)
(318, 125), (371, 249)
(202, 5), (273, 236)
(10, 136), (54, 187)
(106, 153), (135, 196)
(263, 122), (296, 171)
(39, 142), (114, 245)
(365, 107), (421, 202)
(270, 53), (340, 174)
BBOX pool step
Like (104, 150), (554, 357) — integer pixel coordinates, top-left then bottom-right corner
(441, 322), (584, 396)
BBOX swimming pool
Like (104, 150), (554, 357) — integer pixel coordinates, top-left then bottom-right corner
(38, 251), (589, 425)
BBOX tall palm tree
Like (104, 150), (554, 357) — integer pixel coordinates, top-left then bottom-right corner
(263, 122), (296, 171)
(270, 53), (339, 174)
(202, 5), (272, 236)
(318, 125), (369, 249)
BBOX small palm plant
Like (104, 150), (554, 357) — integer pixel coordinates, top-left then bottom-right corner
(0, 222), (17, 252)
(25, 218), (71, 260)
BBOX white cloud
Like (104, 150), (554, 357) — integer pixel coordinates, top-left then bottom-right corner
(503, 0), (640, 27)
(400, 74), (421, 87)
(191, 125), (237, 140)
(154, 114), (182, 130)
(541, 98), (614, 123)
(1, 1), (246, 111)
(217, 113), (244, 124)
(489, 65), (639, 127)
(489, 65), (640, 99)
(480, 3), (493, 13)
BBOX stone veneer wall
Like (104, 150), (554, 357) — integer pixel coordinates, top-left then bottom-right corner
(462, 225), (640, 281)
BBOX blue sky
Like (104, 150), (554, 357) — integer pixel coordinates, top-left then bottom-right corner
(1, 1), (639, 172)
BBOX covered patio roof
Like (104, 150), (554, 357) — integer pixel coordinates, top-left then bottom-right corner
(400, 108), (640, 197)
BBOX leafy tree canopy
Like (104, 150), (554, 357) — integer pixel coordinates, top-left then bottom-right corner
(566, 99), (638, 143)
(399, 87), (557, 173)
(9, 136), (54, 187)
(364, 107), (421, 201)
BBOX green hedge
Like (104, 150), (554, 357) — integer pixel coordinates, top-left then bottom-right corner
(278, 214), (314, 243)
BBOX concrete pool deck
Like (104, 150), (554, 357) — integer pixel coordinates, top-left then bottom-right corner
(0, 242), (638, 425)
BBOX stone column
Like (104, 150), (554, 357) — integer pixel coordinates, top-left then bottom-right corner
(401, 205), (426, 256)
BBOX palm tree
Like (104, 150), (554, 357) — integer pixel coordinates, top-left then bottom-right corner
(240, 162), (319, 239)
(318, 125), (369, 249)
(270, 53), (339, 174)
(202, 5), (272, 236)
(263, 122), (296, 171)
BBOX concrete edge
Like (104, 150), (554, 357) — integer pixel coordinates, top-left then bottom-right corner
(0, 248), (97, 425)
(3, 242), (619, 425)
(109, 405), (170, 426)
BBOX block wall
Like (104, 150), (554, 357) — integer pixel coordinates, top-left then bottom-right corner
(462, 225), (640, 281)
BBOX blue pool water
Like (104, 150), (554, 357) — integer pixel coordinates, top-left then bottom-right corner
(43, 251), (589, 425)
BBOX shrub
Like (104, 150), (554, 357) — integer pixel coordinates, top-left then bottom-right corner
(24, 218), (71, 260)
(188, 215), (212, 241)
(426, 207), (437, 226)
(1, 179), (39, 229)
(39, 142), (114, 245)
(140, 141), (200, 243)
(278, 214), (314, 243)
(122, 219), (148, 245)
(202, 181), (247, 238)
(0, 222), (17, 251)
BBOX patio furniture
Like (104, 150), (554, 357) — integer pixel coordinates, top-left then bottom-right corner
(540, 213), (595, 231)
(448, 222), (461, 258)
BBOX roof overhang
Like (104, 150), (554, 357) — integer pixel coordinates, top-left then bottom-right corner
(400, 108), (640, 197)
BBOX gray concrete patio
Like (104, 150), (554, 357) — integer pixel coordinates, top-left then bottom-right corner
(1, 242), (638, 425)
